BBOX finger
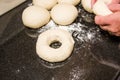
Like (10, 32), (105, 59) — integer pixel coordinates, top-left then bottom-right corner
(108, 4), (120, 12)
(100, 25), (119, 33)
(111, 0), (120, 4)
(116, 32), (120, 36)
(110, 32), (120, 36)
(95, 15), (112, 25)
(99, 25), (110, 31)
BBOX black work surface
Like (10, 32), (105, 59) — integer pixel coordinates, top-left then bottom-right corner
(0, 1), (120, 80)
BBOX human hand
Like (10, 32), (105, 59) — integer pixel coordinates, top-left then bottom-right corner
(95, 12), (120, 36)
(91, 0), (120, 5)
(111, 0), (120, 4)
(94, 1), (120, 36)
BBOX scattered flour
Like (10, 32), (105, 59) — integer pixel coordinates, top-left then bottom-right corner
(69, 66), (86, 80)
(37, 20), (102, 44)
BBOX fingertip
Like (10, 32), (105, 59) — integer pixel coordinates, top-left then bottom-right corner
(95, 16), (101, 24)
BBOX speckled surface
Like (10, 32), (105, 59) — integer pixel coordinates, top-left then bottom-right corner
(0, 0), (120, 80)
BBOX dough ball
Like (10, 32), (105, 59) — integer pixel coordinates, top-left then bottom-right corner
(22, 6), (50, 29)
(57, 0), (81, 6)
(33, 0), (57, 10)
(51, 3), (78, 25)
(36, 29), (74, 62)
(93, 0), (112, 16)
(81, 0), (93, 13)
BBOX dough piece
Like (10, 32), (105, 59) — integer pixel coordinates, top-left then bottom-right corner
(93, 0), (112, 16)
(102, 0), (112, 4)
(81, 0), (112, 13)
(32, 0), (57, 10)
(51, 3), (78, 25)
(22, 6), (50, 29)
(36, 29), (75, 62)
(81, 0), (93, 13)
(57, 0), (81, 6)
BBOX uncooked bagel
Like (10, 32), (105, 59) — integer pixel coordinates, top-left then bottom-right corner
(36, 29), (75, 62)
(81, 0), (113, 16)
(22, 6), (50, 29)
(93, 0), (112, 16)
(32, 0), (57, 10)
(51, 3), (78, 25)
(57, 0), (81, 6)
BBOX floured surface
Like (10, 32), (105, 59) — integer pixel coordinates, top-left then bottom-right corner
(0, 2), (120, 80)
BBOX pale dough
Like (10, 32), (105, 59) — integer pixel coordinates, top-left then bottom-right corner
(51, 3), (78, 25)
(36, 29), (75, 62)
(102, 0), (112, 4)
(81, 0), (113, 16)
(22, 6), (50, 29)
(57, 0), (81, 6)
(32, 0), (57, 10)
(81, 0), (93, 13)
(93, 0), (112, 16)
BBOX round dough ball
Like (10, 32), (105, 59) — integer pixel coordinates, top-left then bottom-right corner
(57, 0), (81, 6)
(93, 0), (112, 16)
(81, 0), (93, 13)
(33, 0), (57, 10)
(22, 6), (50, 29)
(36, 29), (75, 62)
(51, 3), (78, 25)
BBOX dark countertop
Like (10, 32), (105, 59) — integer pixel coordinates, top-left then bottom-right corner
(0, 0), (120, 80)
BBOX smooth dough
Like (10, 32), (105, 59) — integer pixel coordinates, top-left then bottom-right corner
(102, 0), (112, 4)
(36, 29), (75, 62)
(82, 0), (112, 16)
(93, 0), (112, 16)
(32, 0), (57, 10)
(51, 3), (78, 25)
(81, 0), (93, 13)
(57, 0), (81, 6)
(22, 6), (50, 29)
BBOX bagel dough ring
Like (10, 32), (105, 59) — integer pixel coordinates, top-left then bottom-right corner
(51, 3), (78, 25)
(57, 0), (81, 6)
(93, 0), (112, 16)
(36, 29), (75, 62)
(32, 0), (57, 10)
(22, 6), (50, 29)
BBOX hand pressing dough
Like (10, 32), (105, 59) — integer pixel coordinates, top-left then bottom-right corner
(93, 0), (112, 16)
(57, 0), (81, 6)
(51, 3), (78, 25)
(22, 6), (50, 29)
(81, 0), (93, 13)
(33, 0), (57, 10)
(82, 0), (112, 14)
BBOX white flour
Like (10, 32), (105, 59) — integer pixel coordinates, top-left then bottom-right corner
(38, 20), (103, 44)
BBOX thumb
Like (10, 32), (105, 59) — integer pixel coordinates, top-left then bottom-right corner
(108, 4), (120, 12)
(95, 15), (111, 25)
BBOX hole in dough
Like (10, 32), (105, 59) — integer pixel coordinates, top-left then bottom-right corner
(50, 41), (62, 49)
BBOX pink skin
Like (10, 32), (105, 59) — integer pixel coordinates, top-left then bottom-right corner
(92, 0), (120, 36)
(91, 0), (97, 8)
